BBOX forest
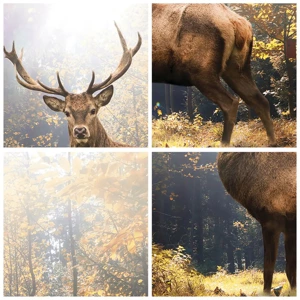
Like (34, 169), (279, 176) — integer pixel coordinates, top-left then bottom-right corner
(4, 3), (148, 147)
(152, 152), (289, 296)
(4, 152), (148, 296)
(152, 4), (296, 147)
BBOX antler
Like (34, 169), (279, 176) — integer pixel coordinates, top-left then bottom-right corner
(86, 22), (142, 94)
(4, 42), (68, 96)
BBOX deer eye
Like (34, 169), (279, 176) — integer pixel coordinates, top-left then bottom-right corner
(90, 109), (96, 115)
(65, 111), (70, 117)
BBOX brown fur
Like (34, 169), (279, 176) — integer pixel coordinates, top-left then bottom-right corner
(217, 152), (296, 293)
(152, 4), (275, 146)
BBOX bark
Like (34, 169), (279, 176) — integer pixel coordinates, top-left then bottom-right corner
(187, 87), (193, 121)
(26, 208), (36, 296)
(68, 199), (78, 296)
(164, 84), (171, 114)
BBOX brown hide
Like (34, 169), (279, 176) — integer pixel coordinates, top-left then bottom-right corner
(217, 152), (296, 293)
(152, 4), (275, 145)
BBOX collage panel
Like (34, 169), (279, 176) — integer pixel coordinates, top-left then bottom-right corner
(4, 3), (148, 148)
(152, 3), (296, 148)
(152, 152), (296, 296)
(3, 152), (148, 296)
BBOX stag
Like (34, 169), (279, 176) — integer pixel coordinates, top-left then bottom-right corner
(152, 4), (276, 146)
(217, 152), (296, 294)
(4, 23), (141, 147)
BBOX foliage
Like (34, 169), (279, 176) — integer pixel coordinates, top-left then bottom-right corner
(4, 4), (148, 147)
(4, 152), (148, 296)
(152, 118), (296, 148)
(231, 4), (296, 59)
(152, 244), (205, 296)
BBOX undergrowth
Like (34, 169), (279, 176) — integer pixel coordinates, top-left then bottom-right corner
(152, 244), (294, 297)
(152, 113), (296, 147)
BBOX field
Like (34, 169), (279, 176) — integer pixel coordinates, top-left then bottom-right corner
(152, 116), (296, 148)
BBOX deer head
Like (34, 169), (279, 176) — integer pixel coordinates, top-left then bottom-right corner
(4, 23), (142, 147)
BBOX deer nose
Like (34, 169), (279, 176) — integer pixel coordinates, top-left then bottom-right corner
(74, 127), (88, 139)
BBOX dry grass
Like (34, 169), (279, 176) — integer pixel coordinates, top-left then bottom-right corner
(202, 270), (293, 297)
(152, 117), (296, 148)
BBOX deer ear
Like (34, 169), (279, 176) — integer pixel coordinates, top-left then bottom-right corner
(94, 85), (114, 107)
(43, 96), (65, 112)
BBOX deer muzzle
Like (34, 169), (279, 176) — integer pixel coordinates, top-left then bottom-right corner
(73, 126), (90, 140)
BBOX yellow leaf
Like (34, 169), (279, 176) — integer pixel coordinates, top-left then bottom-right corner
(59, 157), (70, 172)
(127, 239), (136, 254)
(72, 156), (82, 174)
(133, 231), (144, 242)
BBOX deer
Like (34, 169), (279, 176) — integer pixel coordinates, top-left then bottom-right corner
(217, 152), (296, 295)
(152, 4), (276, 146)
(4, 23), (141, 147)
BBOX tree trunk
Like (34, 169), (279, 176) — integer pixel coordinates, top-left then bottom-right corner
(14, 247), (19, 296)
(164, 84), (171, 114)
(26, 208), (36, 296)
(68, 153), (78, 296)
(236, 249), (243, 271)
(187, 87), (193, 122)
(170, 85), (175, 113)
(285, 56), (296, 119)
(227, 241), (235, 274)
(68, 199), (78, 296)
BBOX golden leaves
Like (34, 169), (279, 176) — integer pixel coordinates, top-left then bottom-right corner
(59, 157), (70, 172)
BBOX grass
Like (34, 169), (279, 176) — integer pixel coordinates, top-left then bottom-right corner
(153, 268), (293, 297)
(202, 269), (292, 296)
(152, 116), (296, 148)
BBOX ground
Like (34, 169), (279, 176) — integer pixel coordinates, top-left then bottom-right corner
(152, 117), (296, 148)
(153, 269), (294, 297)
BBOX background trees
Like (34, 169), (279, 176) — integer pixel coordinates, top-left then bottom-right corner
(4, 152), (148, 296)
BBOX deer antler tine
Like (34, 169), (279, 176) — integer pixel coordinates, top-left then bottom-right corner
(86, 23), (141, 94)
(86, 72), (112, 94)
(20, 48), (24, 61)
(114, 22), (128, 51)
(56, 72), (68, 96)
(87, 71), (95, 92)
(132, 32), (142, 56)
(4, 41), (69, 96)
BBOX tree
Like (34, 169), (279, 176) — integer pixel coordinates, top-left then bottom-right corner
(231, 4), (296, 118)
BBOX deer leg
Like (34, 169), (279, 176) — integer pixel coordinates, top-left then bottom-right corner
(284, 220), (296, 291)
(261, 225), (280, 294)
(194, 79), (239, 145)
(223, 65), (276, 145)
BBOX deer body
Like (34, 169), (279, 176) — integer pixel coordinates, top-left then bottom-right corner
(4, 23), (141, 147)
(217, 152), (296, 294)
(152, 4), (275, 145)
